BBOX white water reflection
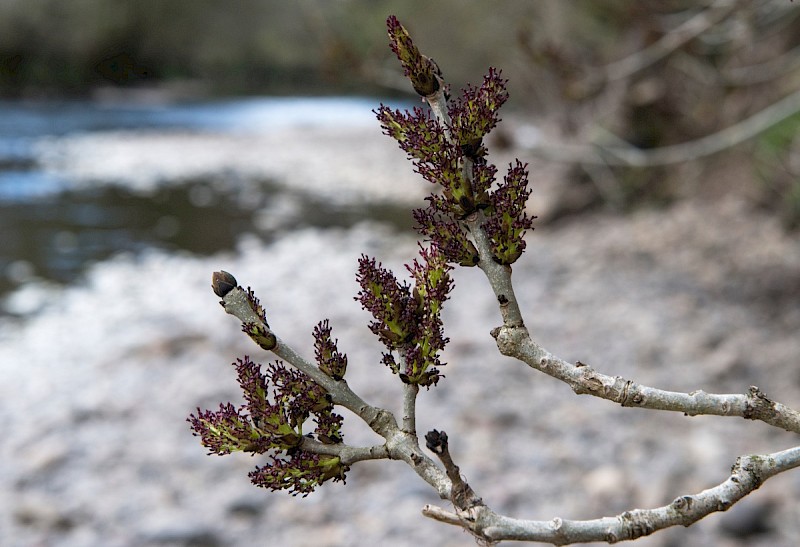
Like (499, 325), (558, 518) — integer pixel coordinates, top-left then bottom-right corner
(152, 96), (386, 133)
(0, 96), (406, 202)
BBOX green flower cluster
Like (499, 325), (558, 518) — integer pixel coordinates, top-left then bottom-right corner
(355, 245), (453, 387)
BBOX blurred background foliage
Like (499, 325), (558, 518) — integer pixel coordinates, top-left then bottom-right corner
(0, 0), (554, 96)
(1, 0), (799, 225)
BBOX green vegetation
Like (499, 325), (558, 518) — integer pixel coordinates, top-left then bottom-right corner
(755, 112), (800, 228)
(0, 0), (552, 97)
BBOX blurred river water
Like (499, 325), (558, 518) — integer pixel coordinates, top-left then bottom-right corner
(0, 96), (415, 314)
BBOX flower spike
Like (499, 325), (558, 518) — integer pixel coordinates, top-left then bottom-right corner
(386, 15), (442, 96)
(355, 245), (453, 387)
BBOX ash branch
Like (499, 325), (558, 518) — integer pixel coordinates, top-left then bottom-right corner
(191, 15), (800, 545)
(406, 15), (800, 544)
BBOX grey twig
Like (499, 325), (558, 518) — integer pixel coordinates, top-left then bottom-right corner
(489, 323), (800, 435)
(428, 446), (800, 544)
(218, 285), (453, 499)
(414, 47), (800, 543)
(205, 15), (800, 542)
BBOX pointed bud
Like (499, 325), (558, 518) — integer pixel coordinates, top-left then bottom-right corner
(243, 323), (277, 351)
(386, 15), (441, 96)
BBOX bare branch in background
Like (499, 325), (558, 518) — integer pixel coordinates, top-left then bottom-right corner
(513, 0), (800, 224)
(520, 88), (800, 167)
(596, 0), (739, 83)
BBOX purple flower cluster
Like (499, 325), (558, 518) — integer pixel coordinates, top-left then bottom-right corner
(355, 246), (453, 386)
(448, 68), (509, 160)
(313, 319), (348, 381)
(188, 402), (269, 455)
(250, 451), (347, 498)
(376, 105), (476, 217)
(482, 161), (536, 265)
(187, 356), (346, 494)
(265, 362), (342, 442)
(413, 204), (480, 266)
(380, 16), (534, 266)
(191, 16), (535, 500)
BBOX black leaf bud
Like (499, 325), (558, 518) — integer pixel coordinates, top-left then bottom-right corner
(212, 270), (238, 298)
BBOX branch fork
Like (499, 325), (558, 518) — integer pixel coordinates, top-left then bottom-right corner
(188, 15), (800, 544)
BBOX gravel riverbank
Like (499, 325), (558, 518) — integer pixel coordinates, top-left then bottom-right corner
(2, 123), (799, 546)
